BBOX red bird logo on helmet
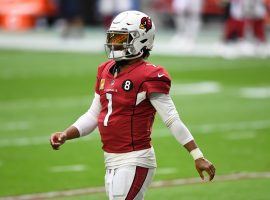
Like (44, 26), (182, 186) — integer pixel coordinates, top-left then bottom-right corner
(139, 17), (152, 32)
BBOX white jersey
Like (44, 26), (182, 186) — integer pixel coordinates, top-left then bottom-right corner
(230, 0), (245, 19)
(243, 0), (266, 18)
(98, 0), (133, 15)
(230, 0), (266, 19)
(172, 0), (203, 14)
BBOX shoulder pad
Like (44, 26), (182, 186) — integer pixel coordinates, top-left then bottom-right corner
(144, 63), (171, 82)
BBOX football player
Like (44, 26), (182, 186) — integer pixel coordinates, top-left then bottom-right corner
(50, 11), (216, 200)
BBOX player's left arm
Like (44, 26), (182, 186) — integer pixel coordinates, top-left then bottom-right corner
(150, 93), (216, 181)
(183, 140), (216, 181)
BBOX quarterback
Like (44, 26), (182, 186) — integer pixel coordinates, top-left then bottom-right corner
(50, 11), (216, 200)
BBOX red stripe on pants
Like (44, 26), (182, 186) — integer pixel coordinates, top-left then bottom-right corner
(251, 19), (266, 42)
(224, 18), (245, 41)
(125, 166), (149, 200)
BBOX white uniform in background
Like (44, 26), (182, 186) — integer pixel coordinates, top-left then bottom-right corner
(172, 0), (203, 43)
(230, 0), (244, 20)
(242, 0), (266, 19)
(98, 0), (133, 16)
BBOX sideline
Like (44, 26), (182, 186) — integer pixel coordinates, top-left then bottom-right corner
(1, 171), (270, 200)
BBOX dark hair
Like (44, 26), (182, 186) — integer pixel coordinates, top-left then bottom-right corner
(142, 47), (151, 59)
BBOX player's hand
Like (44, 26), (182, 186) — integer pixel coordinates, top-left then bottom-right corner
(50, 132), (67, 150)
(195, 158), (216, 181)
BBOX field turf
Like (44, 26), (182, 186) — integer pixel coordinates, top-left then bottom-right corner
(0, 50), (270, 199)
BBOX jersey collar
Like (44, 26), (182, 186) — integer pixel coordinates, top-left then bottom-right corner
(108, 59), (145, 78)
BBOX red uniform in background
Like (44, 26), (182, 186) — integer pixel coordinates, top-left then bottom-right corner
(95, 60), (171, 153)
(224, 0), (267, 42)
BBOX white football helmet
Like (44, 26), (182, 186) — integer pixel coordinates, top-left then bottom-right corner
(105, 10), (155, 61)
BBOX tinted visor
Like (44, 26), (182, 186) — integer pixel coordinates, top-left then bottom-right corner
(106, 32), (130, 50)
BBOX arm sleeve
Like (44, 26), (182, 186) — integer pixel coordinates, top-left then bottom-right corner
(72, 93), (101, 137)
(149, 93), (194, 145)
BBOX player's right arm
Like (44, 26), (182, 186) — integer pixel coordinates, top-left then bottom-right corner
(50, 62), (108, 150)
(50, 93), (101, 150)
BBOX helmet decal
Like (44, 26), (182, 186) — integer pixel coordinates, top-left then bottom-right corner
(139, 17), (152, 33)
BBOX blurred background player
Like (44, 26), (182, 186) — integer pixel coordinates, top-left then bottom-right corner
(0, 0), (269, 57)
(223, 0), (245, 42)
(50, 10), (216, 200)
(98, 0), (140, 28)
(172, 0), (204, 47)
(141, 0), (173, 31)
(58, 0), (84, 38)
(243, 0), (267, 43)
(224, 0), (267, 43)
(222, 0), (268, 56)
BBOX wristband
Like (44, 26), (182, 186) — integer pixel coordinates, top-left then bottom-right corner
(190, 148), (204, 160)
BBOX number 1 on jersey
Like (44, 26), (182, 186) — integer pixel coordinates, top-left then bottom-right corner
(104, 93), (112, 126)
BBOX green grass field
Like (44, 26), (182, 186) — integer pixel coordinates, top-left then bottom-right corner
(0, 50), (270, 199)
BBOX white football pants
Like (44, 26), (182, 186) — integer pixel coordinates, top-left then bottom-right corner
(105, 166), (156, 200)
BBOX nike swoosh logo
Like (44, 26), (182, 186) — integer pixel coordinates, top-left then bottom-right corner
(158, 73), (164, 78)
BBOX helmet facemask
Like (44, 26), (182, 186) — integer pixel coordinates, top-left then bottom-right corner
(105, 30), (143, 61)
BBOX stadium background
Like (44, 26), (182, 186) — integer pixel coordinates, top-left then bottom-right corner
(0, 0), (270, 199)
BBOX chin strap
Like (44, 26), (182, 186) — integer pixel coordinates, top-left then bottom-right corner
(114, 50), (144, 61)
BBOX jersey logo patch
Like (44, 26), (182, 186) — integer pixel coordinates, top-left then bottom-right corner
(122, 80), (133, 92)
(100, 79), (105, 90)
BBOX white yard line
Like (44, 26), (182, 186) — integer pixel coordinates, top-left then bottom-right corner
(1, 171), (269, 200)
(0, 132), (97, 148)
(240, 87), (270, 99)
(195, 120), (270, 133)
(153, 119), (270, 138)
(224, 131), (257, 140)
(171, 82), (221, 95)
(0, 135), (53, 147)
(151, 171), (270, 188)
(156, 168), (178, 175)
(0, 119), (270, 148)
(49, 165), (87, 173)
(0, 95), (90, 111)
(0, 121), (31, 131)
